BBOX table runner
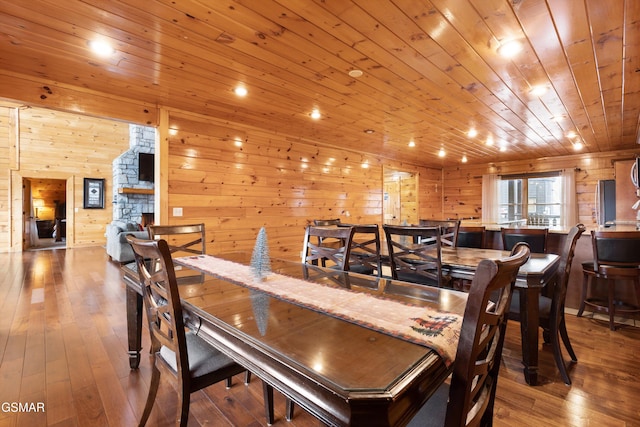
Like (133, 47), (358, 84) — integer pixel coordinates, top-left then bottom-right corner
(176, 255), (464, 366)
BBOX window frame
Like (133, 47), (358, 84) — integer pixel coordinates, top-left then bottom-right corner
(498, 171), (562, 226)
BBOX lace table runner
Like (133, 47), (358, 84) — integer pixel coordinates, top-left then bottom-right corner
(176, 255), (463, 366)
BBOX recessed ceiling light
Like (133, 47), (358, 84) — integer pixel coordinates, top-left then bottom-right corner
(348, 69), (363, 78)
(486, 135), (494, 146)
(573, 140), (584, 150)
(438, 148), (446, 158)
(529, 85), (548, 97)
(363, 129), (375, 134)
(566, 130), (577, 139)
(408, 140), (416, 147)
(310, 109), (321, 120)
(467, 128), (478, 138)
(234, 86), (248, 97)
(497, 39), (523, 58)
(87, 39), (115, 57)
(461, 155), (468, 163)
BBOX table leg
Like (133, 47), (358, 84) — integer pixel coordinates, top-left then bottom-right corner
(126, 286), (143, 369)
(518, 286), (540, 385)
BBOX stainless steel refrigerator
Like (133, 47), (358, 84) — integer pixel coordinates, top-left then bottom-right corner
(596, 179), (616, 225)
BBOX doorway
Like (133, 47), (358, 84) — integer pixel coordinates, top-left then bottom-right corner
(25, 177), (67, 250)
(383, 168), (418, 225)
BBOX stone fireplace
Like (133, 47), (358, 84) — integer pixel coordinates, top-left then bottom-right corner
(112, 124), (155, 224)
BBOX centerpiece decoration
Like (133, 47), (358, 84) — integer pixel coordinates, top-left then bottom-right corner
(251, 226), (271, 281)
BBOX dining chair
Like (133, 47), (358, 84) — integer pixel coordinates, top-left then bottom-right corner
(148, 224), (255, 383)
(313, 218), (341, 226)
(501, 227), (549, 253)
(126, 236), (275, 426)
(301, 225), (354, 269)
(509, 223), (585, 384)
(419, 219), (461, 247)
(407, 243), (530, 427)
(456, 226), (486, 249)
(578, 230), (640, 331)
(148, 223), (206, 256)
(383, 224), (449, 287)
(339, 223), (382, 276)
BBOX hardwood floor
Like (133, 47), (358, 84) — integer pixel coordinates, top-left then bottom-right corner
(0, 246), (639, 426)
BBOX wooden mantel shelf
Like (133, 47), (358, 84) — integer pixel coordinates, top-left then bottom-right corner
(118, 187), (154, 195)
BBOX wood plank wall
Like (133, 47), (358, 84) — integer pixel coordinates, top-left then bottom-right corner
(0, 99), (443, 254)
(0, 105), (130, 250)
(1, 70), (638, 255)
(164, 110), (444, 260)
(443, 150), (640, 225)
(0, 108), (10, 249)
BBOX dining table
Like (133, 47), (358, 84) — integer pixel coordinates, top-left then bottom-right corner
(122, 252), (469, 427)
(437, 247), (560, 386)
(380, 241), (560, 386)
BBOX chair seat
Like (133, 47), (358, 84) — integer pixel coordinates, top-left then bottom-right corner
(578, 230), (640, 331)
(406, 382), (448, 427)
(160, 332), (242, 380)
(582, 261), (594, 272)
(509, 292), (552, 320)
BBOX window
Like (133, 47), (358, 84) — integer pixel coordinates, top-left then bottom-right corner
(498, 173), (562, 226)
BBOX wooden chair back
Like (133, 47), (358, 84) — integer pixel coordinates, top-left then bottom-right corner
(508, 224), (585, 384)
(339, 223), (382, 276)
(548, 223), (585, 383)
(313, 218), (341, 226)
(383, 224), (447, 287)
(555, 224), (587, 309)
(301, 225), (354, 270)
(419, 219), (461, 247)
(126, 235), (250, 425)
(580, 230), (640, 330)
(456, 226), (486, 249)
(446, 242), (530, 426)
(148, 223), (206, 257)
(591, 230), (640, 269)
(501, 227), (548, 253)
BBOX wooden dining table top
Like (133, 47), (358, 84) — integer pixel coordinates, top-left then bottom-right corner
(437, 247), (559, 286)
(124, 251), (469, 426)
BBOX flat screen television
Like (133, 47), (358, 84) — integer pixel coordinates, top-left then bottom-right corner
(138, 152), (154, 183)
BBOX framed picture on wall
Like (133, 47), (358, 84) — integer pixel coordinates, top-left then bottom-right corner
(83, 178), (105, 209)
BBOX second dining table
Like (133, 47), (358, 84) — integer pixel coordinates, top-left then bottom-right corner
(381, 243), (559, 386)
(439, 246), (559, 386)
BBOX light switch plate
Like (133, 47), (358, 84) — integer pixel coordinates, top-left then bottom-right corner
(173, 207), (183, 217)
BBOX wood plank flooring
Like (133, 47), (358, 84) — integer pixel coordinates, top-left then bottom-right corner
(0, 246), (639, 426)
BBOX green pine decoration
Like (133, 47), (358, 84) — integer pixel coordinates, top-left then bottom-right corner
(251, 227), (271, 280)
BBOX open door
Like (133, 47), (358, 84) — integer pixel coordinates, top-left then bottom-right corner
(383, 168), (418, 225)
(22, 178), (34, 250)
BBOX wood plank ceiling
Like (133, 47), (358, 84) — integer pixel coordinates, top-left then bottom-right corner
(0, 0), (638, 167)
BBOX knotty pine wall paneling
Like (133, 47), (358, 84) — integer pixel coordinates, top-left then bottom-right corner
(442, 150), (640, 226)
(164, 110), (442, 260)
(0, 106), (130, 251)
(0, 108), (10, 249)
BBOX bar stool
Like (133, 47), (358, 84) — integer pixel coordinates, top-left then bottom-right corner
(578, 231), (640, 330)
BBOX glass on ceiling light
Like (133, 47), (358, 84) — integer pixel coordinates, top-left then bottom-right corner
(88, 39), (115, 57)
(497, 39), (523, 58)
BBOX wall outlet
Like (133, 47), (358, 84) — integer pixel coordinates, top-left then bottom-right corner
(173, 207), (183, 217)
